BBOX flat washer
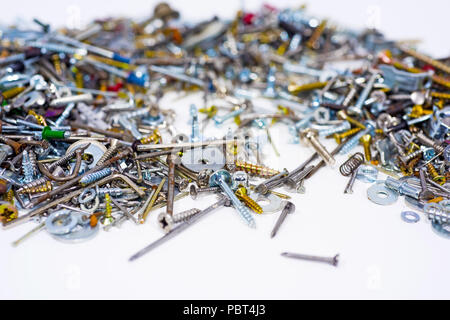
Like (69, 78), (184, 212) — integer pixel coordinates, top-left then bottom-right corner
(46, 210), (79, 235)
(367, 181), (399, 206)
(66, 140), (107, 169)
(401, 211), (420, 223)
(249, 192), (284, 214)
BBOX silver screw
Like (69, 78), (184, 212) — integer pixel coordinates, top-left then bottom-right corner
(190, 185), (221, 200)
(209, 170), (256, 228)
(281, 252), (340, 267)
(419, 167), (435, 200)
(158, 208), (201, 233)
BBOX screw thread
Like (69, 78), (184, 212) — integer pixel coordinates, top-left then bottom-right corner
(219, 179), (256, 228)
(80, 168), (112, 186)
(339, 124), (374, 155)
(319, 121), (351, 138)
(235, 160), (279, 178)
(236, 193), (263, 214)
(172, 208), (201, 224)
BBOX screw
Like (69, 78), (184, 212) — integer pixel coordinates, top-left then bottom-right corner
(271, 202), (295, 238)
(300, 128), (335, 166)
(347, 71), (379, 116)
(189, 104), (201, 142)
(235, 187), (263, 214)
(337, 110), (366, 130)
(426, 163), (446, 185)
(157, 208), (201, 233)
(318, 120), (351, 138)
(338, 121), (375, 155)
(254, 168), (289, 194)
(415, 132), (445, 154)
(234, 160), (280, 178)
(209, 169), (256, 228)
(343, 171), (358, 194)
(281, 252), (339, 267)
(0, 144), (13, 167)
(359, 134), (372, 161)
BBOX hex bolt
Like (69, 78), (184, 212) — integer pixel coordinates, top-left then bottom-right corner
(281, 252), (340, 267)
(300, 128), (335, 166)
(209, 169), (256, 228)
(158, 208), (201, 233)
(190, 185), (221, 200)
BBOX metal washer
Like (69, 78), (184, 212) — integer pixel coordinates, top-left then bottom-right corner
(367, 181), (399, 206)
(401, 211), (420, 224)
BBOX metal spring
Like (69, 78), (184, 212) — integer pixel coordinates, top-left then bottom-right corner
(339, 152), (365, 176)
(80, 168), (112, 186)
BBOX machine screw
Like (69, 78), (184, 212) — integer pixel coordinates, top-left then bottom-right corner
(360, 134), (372, 161)
(209, 169), (256, 228)
(416, 132), (445, 154)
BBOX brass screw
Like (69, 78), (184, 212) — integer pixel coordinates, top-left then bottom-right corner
(18, 180), (52, 194)
(333, 128), (361, 145)
(102, 193), (114, 225)
(359, 134), (372, 161)
(337, 110), (366, 130)
(397, 45), (450, 75)
(426, 163), (446, 185)
(235, 160), (280, 178)
(235, 187), (263, 214)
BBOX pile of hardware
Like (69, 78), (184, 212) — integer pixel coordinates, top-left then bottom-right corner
(0, 3), (448, 263)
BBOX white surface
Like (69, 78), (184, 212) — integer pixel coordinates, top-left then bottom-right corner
(1, 0), (450, 300)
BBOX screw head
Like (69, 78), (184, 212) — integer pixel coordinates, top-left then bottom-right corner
(189, 185), (198, 200)
(209, 169), (232, 187)
(299, 128), (318, 144)
(157, 212), (174, 233)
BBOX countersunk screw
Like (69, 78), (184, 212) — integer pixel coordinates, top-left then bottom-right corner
(157, 208), (201, 233)
(281, 252), (339, 267)
(209, 169), (256, 228)
(300, 128), (335, 166)
(235, 187), (263, 214)
(189, 185), (221, 199)
(359, 134), (372, 161)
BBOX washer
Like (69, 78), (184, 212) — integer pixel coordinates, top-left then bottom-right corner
(46, 210), (79, 235)
(401, 211), (420, 223)
(367, 181), (399, 205)
(181, 147), (225, 173)
(66, 140), (107, 169)
(250, 192), (284, 214)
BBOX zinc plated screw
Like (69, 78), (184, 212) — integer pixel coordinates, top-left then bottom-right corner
(338, 121), (375, 155)
(300, 128), (335, 166)
(157, 208), (201, 233)
(209, 170), (256, 228)
(281, 252), (340, 267)
(347, 71), (379, 116)
(318, 120), (351, 138)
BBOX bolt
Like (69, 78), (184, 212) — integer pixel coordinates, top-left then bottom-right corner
(209, 169), (256, 228)
(281, 252), (339, 267)
(300, 128), (335, 166)
(158, 208), (201, 233)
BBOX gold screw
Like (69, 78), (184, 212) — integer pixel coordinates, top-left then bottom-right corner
(360, 134), (372, 161)
(333, 128), (361, 144)
(427, 163), (446, 185)
(235, 187), (263, 214)
(235, 160), (280, 178)
(337, 110), (366, 130)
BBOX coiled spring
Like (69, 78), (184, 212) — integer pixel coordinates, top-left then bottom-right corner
(339, 152), (365, 176)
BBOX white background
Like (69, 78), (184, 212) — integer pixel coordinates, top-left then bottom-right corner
(1, 0), (449, 300)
